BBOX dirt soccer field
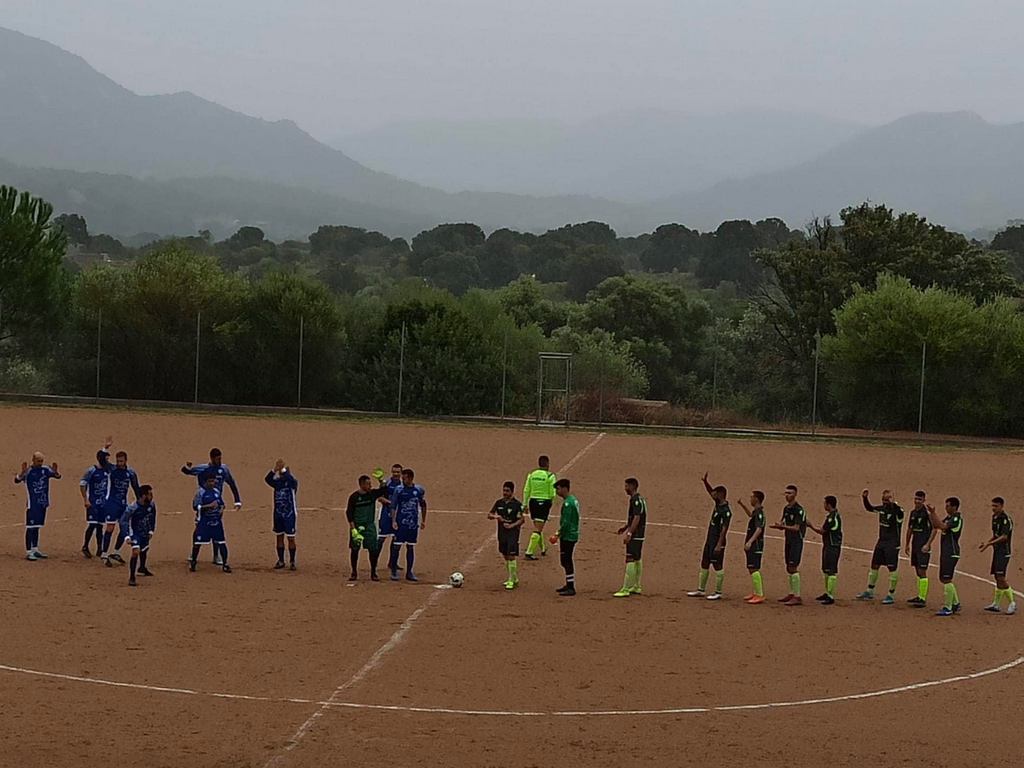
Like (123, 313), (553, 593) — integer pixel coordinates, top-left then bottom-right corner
(1, 404), (1022, 768)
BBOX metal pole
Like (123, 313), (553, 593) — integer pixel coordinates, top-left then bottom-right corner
(810, 332), (821, 435)
(397, 322), (406, 416)
(95, 308), (102, 398)
(297, 315), (305, 408)
(598, 357), (605, 426)
(193, 311), (201, 404)
(499, 330), (508, 420)
(917, 341), (927, 434)
(564, 357), (572, 425)
(536, 355), (543, 424)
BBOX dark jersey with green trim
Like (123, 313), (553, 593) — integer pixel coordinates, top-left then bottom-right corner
(940, 512), (963, 559)
(908, 506), (931, 547)
(864, 498), (905, 544)
(783, 503), (806, 543)
(628, 493), (648, 540)
(992, 512), (1013, 555)
(707, 502), (731, 544)
(823, 509), (843, 548)
(746, 508), (766, 553)
(491, 497), (524, 533)
(346, 488), (388, 528)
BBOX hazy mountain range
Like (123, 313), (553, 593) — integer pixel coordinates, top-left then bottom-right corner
(335, 110), (864, 202)
(2, 26), (1022, 240)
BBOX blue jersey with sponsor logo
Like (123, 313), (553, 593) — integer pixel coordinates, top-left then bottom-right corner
(109, 466), (141, 508)
(16, 465), (59, 509)
(193, 487), (225, 523)
(264, 469), (298, 516)
(390, 484), (426, 530)
(126, 500), (158, 537)
(80, 464), (112, 507)
(182, 463), (241, 503)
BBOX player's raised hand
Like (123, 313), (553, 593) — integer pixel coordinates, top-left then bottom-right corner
(274, 458), (285, 474)
(51, 462), (58, 472)
(861, 489), (869, 498)
(104, 436), (113, 449)
(20, 461), (28, 474)
(185, 461), (193, 469)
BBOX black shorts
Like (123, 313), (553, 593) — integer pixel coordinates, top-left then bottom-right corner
(871, 541), (900, 570)
(702, 537), (725, 569)
(745, 548), (763, 571)
(910, 546), (931, 570)
(821, 546), (841, 576)
(626, 538), (644, 560)
(497, 528), (520, 558)
(939, 554), (959, 582)
(528, 499), (552, 522)
(991, 548), (1011, 577)
(784, 538), (804, 567)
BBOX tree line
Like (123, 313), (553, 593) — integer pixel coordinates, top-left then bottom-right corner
(4, 184), (1024, 435)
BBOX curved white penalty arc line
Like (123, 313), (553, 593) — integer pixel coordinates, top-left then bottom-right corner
(2, 655), (1022, 717)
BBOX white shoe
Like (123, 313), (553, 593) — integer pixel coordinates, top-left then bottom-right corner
(706, 592), (722, 601)
(32, 549), (48, 559)
(686, 589), (706, 597)
(984, 603), (1001, 613)
(1008, 602), (1018, 615)
(25, 551), (39, 561)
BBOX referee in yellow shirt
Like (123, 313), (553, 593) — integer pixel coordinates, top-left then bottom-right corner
(524, 455), (556, 559)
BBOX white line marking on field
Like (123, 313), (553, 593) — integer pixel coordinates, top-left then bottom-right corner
(263, 432), (606, 766)
(2, 654), (1021, 717)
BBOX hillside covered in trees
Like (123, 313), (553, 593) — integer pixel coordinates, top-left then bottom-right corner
(4, 184), (1024, 436)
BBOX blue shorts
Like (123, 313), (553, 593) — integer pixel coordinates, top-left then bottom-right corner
(105, 504), (127, 525)
(378, 512), (395, 538)
(273, 511), (297, 536)
(26, 506), (47, 528)
(129, 531), (151, 551)
(86, 503), (106, 525)
(394, 526), (419, 545)
(194, 518), (226, 544)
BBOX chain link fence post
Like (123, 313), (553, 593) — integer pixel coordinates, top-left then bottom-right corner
(95, 307), (102, 398)
(397, 321), (406, 416)
(193, 310), (201, 404)
(297, 314), (304, 408)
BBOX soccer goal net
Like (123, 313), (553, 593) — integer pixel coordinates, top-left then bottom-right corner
(537, 352), (572, 425)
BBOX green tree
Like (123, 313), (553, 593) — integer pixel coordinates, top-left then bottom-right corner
(410, 223), (485, 273)
(0, 186), (69, 344)
(565, 245), (624, 301)
(498, 275), (568, 334)
(697, 219), (764, 289)
(580, 275), (713, 400)
(53, 213), (89, 246)
(640, 223), (702, 273)
(421, 251), (483, 296)
(823, 274), (1024, 434)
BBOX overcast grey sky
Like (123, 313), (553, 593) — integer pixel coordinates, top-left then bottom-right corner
(3, 0), (1024, 140)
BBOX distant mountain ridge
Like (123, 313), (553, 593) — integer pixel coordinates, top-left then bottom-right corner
(336, 109), (865, 202)
(0, 26), (641, 234)
(650, 110), (1024, 232)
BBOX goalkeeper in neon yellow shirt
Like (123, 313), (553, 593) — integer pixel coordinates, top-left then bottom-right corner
(523, 455), (556, 560)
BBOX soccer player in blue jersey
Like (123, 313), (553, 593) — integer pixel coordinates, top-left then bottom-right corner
(80, 442), (113, 558)
(14, 452), (62, 561)
(376, 464), (403, 559)
(125, 485), (157, 586)
(265, 459), (298, 570)
(101, 450), (141, 566)
(388, 468), (427, 582)
(182, 448), (242, 564)
(189, 473), (231, 573)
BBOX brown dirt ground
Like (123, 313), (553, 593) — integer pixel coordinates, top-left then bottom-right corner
(1, 404), (1022, 768)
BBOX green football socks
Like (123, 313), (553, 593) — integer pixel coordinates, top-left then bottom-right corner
(867, 568), (879, 592)
(751, 571), (764, 597)
(698, 568), (709, 591)
(951, 583), (960, 605)
(714, 570), (725, 594)
(826, 574), (837, 598)
(918, 577), (929, 601)
(507, 560), (518, 582)
(525, 532), (540, 557)
(633, 560), (643, 592)
(888, 572), (899, 595)
(789, 572), (801, 596)
(622, 562), (638, 590)
(944, 582), (955, 610)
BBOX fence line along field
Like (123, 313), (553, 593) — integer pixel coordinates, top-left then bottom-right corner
(1, 404), (1021, 768)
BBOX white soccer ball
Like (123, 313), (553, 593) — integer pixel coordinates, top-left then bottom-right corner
(449, 571), (464, 588)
